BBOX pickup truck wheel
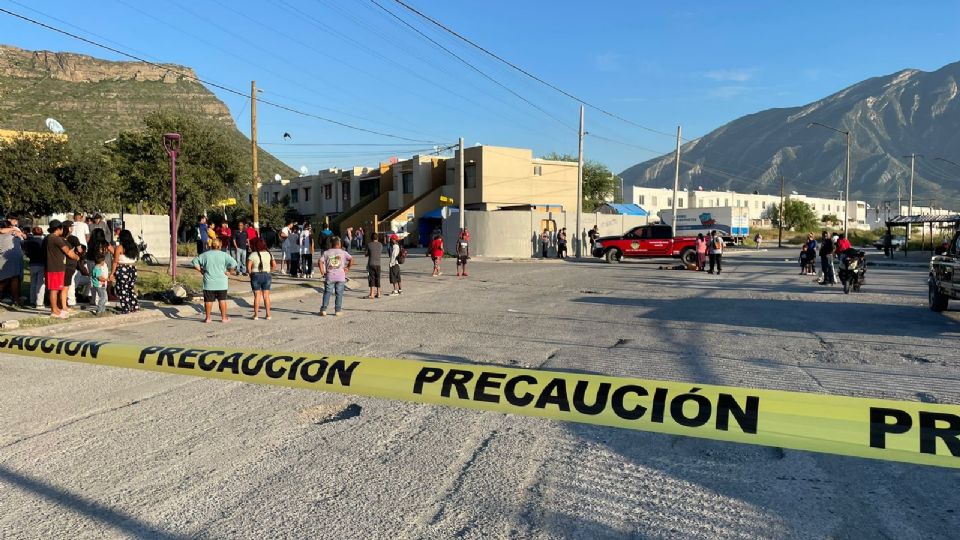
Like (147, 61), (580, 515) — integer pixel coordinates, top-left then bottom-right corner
(604, 249), (621, 264)
(929, 280), (949, 312)
(679, 248), (697, 267)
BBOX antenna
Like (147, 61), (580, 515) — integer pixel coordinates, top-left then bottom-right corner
(45, 118), (65, 134)
(299, 165), (309, 176)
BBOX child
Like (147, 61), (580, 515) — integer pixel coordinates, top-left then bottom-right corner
(91, 255), (109, 315)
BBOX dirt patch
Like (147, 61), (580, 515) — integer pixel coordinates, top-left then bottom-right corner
(298, 400), (362, 425)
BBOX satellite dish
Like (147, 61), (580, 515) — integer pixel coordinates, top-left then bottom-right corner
(791, 190), (799, 195)
(274, 173), (282, 182)
(299, 165), (309, 176)
(45, 118), (65, 134)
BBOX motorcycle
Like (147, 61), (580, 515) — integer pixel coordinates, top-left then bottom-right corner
(838, 249), (866, 294)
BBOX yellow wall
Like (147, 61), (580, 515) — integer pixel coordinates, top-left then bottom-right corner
(450, 146), (578, 212)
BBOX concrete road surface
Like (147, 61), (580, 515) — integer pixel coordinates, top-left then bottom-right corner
(1, 248), (958, 539)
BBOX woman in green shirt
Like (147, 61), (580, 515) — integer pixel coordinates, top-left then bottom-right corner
(190, 237), (239, 323)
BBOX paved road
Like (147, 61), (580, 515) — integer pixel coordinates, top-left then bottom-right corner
(1, 249), (958, 539)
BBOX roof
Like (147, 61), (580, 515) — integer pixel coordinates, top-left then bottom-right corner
(600, 203), (649, 216)
(885, 214), (960, 225)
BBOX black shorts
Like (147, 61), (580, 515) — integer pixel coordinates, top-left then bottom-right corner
(367, 266), (381, 287)
(389, 265), (401, 284)
(203, 289), (228, 302)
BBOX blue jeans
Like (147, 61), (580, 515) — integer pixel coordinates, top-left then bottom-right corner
(236, 248), (247, 274)
(321, 281), (345, 313)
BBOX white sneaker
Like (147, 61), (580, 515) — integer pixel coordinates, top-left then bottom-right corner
(319, 311), (327, 316)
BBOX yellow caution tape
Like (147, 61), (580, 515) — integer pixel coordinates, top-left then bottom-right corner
(0, 333), (957, 468)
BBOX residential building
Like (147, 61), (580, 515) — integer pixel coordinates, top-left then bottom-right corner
(444, 146), (579, 212)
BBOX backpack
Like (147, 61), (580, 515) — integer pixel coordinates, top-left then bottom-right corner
(396, 245), (407, 264)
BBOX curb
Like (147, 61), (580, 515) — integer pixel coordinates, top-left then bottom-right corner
(18, 283), (324, 336)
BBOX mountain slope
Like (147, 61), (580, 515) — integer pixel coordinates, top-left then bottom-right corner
(621, 61), (960, 206)
(0, 44), (294, 178)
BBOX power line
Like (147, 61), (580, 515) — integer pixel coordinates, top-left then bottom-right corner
(367, 0), (576, 133)
(389, 0), (685, 140)
(0, 6), (442, 144)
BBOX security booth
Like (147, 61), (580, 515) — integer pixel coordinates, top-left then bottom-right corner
(884, 214), (960, 257)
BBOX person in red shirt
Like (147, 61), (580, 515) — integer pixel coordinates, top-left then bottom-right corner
(836, 233), (852, 253)
(217, 222), (232, 253)
(429, 233), (444, 277)
(245, 220), (258, 240)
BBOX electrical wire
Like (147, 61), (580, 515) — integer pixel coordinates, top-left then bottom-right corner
(0, 6), (443, 144)
(388, 0), (688, 141)
(367, 0), (576, 133)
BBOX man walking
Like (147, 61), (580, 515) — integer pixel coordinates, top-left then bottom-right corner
(819, 231), (836, 285)
(196, 216), (208, 255)
(234, 221), (248, 276)
(319, 237), (353, 316)
(364, 231), (382, 298)
(456, 228), (470, 277)
(388, 234), (403, 295)
(43, 220), (79, 318)
(708, 230), (723, 274)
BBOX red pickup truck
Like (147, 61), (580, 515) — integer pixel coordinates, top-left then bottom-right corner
(592, 224), (699, 265)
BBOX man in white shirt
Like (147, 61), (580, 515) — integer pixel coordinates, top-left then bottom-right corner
(71, 212), (90, 248)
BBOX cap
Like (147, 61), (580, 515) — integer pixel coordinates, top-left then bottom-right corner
(47, 219), (62, 233)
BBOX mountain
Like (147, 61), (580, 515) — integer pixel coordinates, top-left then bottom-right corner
(0, 44), (294, 178)
(621, 61), (960, 206)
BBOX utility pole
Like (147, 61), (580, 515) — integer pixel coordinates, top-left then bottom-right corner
(670, 125), (682, 238)
(844, 130), (851, 236)
(778, 175), (784, 248)
(905, 153), (917, 238)
(251, 80), (260, 231)
(576, 105), (584, 258)
(458, 137), (465, 231)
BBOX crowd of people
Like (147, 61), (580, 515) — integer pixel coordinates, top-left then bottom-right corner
(188, 215), (430, 321)
(0, 212), (140, 318)
(798, 230), (854, 285)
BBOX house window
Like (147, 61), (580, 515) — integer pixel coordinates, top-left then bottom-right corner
(678, 198), (684, 208)
(402, 172), (413, 194)
(342, 182), (350, 202)
(304, 187), (311, 202)
(323, 184), (332, 200)
(667, 198), (673, 206)
(762, 201), (766, 208)
(272, 192), (279, 203)
(724, 198), (729, 206)
(638, 195), (645, 205)
(290, 189), (299, 203)
(651, 196), (658, 206)
(465, 163), (477, 189)
(533, 165), (542, 176)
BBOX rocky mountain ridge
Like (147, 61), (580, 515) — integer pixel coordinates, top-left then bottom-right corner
(621, 60), (960, 207)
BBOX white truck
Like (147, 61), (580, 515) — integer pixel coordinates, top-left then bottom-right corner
(658, 206), (751, 243)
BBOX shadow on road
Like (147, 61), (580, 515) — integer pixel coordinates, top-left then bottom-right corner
(571, 295), (955, 338)
(0, 465), (188, 539)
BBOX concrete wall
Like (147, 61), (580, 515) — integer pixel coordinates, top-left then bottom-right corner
(47, 213), (172, 263)
(440, 210), (650, 258)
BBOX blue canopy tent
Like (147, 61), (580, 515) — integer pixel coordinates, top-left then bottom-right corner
(419, 207), (458, 246)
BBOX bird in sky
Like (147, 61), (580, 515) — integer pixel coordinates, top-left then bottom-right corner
(283, 132), (292, 140)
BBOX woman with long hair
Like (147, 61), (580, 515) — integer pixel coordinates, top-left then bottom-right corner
(246, 237), (276, 320)
(109, 229), (140, 313)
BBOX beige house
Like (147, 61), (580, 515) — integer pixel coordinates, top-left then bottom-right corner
(444, 146), (579, 212)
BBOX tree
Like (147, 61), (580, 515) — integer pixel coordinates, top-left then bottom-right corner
(541, 153), (619, 212)
(0, 136), (74, 216)
(821, 214), (840, 226)
(110, 111), (245, 236)
(765, 199), (818, 231)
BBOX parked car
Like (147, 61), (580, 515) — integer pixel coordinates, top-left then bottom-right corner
(592, 224), (699, 265)
(929, 229), (960, 311)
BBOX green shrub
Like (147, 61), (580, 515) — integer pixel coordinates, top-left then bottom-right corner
(177, 242), (198, 257)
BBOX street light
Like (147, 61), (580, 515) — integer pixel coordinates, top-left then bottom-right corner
(808, 122), (852, 236)
(163, 133), (181, 280)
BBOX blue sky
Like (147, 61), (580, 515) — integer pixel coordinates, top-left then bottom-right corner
(2, 0), (958, 177)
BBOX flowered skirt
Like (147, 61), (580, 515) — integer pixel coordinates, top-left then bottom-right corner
(115, 264), (139, 313)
